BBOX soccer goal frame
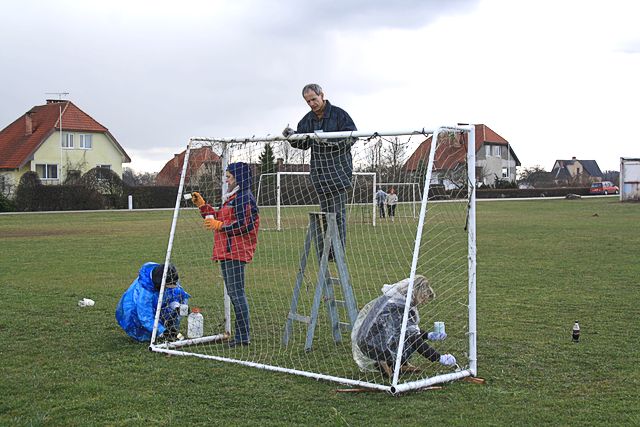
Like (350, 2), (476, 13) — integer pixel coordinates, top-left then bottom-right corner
(256, 171), (377, 230)
(150, 125), (477, 394)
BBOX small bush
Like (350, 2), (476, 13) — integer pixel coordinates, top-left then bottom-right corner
(0, 192), (16, 212)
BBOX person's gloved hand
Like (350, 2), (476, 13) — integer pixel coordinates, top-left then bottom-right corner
(439, 354), (456, 366)
(204, 217), (224, 231)
(427, 331), (447, 341)
(282, 125), (296, 138)
(169, 301), (180, 311)
(191, 192), (206, 208)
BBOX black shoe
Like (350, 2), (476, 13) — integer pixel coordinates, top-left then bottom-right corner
(227, 341), (250, 348)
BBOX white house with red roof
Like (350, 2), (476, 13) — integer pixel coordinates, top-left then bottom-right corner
(0, 99), (130, 193)
(403, 124), (520, 187)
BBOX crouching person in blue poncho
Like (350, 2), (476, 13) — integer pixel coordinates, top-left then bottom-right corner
(116, 262), (190, 342)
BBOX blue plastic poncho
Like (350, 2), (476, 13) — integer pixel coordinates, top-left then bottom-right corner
(115, 262), (190, 342)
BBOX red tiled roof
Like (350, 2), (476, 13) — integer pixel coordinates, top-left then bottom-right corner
(0, 100), (130, 169)
(403, 124), (519, 171)
(156, 147), (222, 186)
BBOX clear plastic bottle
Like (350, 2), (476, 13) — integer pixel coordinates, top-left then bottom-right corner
(187, 307), (204, 338)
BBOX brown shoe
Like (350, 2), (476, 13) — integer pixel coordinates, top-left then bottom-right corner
(401, 363), (422, 373)
(378, 361), (393, 377)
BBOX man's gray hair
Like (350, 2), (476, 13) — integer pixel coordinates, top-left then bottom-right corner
(302, 83), (323, 97)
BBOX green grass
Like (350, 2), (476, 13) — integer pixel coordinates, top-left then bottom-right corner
(1, 197), (639, 426)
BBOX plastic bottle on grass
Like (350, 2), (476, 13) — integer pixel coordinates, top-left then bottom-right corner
(188, 307), (204, 338)
(572, 321), (580, 343)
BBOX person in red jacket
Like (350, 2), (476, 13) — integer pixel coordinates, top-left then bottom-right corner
(191, 162), (259, 347)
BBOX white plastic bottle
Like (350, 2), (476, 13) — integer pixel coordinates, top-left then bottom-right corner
(187, 307), (204, 338)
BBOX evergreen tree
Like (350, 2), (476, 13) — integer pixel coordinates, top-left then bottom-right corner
(259, 143), (276, 175)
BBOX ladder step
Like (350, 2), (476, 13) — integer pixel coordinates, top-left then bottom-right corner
(288, 313), (311, 324)
(338, 322), (352, 332)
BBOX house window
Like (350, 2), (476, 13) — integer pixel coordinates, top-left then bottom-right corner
(96, 164), (111, 180)
(492, 145), (502, 157)
(485, 145), (491, 157)
(62, 133), (74, 148)
(80, 134), (93, 149)
(36, 164), (58, 179)
(502, 167), (509, 178)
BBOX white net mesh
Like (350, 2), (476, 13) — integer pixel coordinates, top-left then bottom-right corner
(151, 127), (476, 393)
(256, 171), (376, 230)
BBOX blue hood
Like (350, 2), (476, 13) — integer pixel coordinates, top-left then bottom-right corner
(227, 162), (253, 191)
(138, 262), (159, 292)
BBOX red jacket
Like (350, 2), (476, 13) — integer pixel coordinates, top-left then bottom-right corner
(199, 192), (259, 263)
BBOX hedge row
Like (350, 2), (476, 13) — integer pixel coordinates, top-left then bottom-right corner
(4, 181), (594, 212)
(476, 187), (591, 199)
(12, 184), (180, 212)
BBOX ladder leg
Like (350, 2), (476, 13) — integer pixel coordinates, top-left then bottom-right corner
(305, 214), (330, 351)
(323, 216), (343, 342)
(283, 222), (314, 346)
(331, 231), (358, 326)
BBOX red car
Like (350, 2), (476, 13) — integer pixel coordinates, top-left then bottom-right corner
(590, 181), (619, 195)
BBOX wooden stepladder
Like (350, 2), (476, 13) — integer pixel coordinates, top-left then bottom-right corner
(283, 212), (358, 351)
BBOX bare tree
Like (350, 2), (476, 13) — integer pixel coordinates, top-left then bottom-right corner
(381, 137), (407, 182)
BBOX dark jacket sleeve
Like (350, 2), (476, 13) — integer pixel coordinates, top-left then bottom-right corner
(291, 115), (313, 150)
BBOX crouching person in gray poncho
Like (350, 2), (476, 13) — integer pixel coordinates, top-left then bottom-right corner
(351, 275), (456, 376)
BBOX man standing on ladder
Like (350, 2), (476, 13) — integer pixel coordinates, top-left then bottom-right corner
(283, 83), (357, 255)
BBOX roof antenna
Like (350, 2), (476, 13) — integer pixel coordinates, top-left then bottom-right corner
(45, 91), (69, 99)
(45, 91), (70, 183)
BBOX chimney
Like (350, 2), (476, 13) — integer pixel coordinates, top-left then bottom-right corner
(46, 99), (65, 104)
(25, 112), (33, 135)
(277, 158), (284, 171)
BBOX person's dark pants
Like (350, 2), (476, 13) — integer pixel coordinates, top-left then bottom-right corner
(387, 204), (396, 218)
(378, 203), (385, 218)
(221, 259), (250, 343)
(318, 190), (348, 255)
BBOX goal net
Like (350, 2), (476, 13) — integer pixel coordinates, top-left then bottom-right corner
(256, 171), (376, 230)
(150, 126), (477, 394)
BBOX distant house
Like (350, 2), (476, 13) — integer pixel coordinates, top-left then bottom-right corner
(156, 147), (222, 186)
(156, 150), (310, 187)
(0, 99), (130, 193)
(403, 124), (520, 188)
(551, 157), (603, 185)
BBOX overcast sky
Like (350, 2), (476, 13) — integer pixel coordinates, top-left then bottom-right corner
(1, 0), (638, 173)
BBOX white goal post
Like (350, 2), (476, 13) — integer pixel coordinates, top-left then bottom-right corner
(150, 125), (477, 394)
(256, 171), (377, 230)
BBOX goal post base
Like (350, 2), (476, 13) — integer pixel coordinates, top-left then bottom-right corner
(151, 332), (230, 351)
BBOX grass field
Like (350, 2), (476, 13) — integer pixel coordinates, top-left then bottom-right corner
(1, 197), (639, 426)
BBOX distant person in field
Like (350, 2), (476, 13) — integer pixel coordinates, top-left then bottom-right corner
(351, 275), (456, 376)
(386, 187), (398, 222)
(283, 83), (357, 255)
(116, 263), (190, 342)
(191, 162), (259, 347)
(375, 188), (387, 218)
